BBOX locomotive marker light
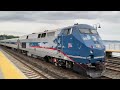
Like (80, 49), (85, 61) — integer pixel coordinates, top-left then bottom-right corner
(90, 50), (93, 54)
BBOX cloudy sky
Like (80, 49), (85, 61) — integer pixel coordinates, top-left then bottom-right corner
(0, 11), (119, 40)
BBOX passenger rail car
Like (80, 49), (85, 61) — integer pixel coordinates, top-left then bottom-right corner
(0, 24), (106, 78)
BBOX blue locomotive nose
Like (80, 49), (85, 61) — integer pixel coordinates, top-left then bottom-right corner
(79, 28), (106, 63)
(88, 46), (105, 62)
(85, 38), (105, 63)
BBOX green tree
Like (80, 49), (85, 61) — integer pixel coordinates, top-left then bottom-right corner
(0, 34), (19, 40)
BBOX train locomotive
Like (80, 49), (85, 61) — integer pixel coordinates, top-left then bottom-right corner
(0, 23), (106, 78)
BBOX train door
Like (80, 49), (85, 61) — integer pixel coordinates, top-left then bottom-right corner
(17, 39), (20, 49)
(22, 42), (26, 48)
(56, 28), (72, 52)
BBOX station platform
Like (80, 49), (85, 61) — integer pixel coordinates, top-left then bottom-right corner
(0, 48), (27, 79)
(106, 50), (120, 57)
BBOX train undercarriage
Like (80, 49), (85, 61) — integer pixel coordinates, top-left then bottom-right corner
(43, 56), (106, 78)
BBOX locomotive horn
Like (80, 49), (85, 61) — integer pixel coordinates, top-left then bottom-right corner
(98, 24), (101, 28)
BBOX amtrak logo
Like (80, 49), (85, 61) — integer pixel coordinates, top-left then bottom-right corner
(29, 42), (48, 47)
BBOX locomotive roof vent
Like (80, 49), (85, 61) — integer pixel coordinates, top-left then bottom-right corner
(74, 23), (79, 25)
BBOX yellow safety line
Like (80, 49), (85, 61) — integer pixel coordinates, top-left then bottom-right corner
(0, 51), (27, 79)
(106, 50), (120, 53)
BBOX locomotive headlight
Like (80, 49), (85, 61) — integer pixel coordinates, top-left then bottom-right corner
(90, 50), (93, 54)
(104, 50), (106, 53)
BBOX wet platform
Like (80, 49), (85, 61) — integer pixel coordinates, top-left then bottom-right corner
(0, 48), (27, 79)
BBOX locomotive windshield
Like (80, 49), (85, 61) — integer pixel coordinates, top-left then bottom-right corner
(80, 29), (90, 34)
(80, 29), (98, 34)
(91, 30), (98, 34)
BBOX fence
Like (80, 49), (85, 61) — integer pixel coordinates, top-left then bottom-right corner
(105, 43), (120, 50)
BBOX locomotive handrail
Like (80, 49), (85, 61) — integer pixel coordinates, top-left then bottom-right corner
(105, 43), (120, 51)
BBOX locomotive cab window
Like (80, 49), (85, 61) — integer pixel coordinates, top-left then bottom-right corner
(41, 33), (46, 38)
(80, 29), (91, 34)
(80, 29), (98, 34)
(91, 30), (98, 34)
(63, 28), (72, 35)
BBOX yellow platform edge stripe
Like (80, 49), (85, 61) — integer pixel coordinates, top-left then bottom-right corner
(0, 51), (28, 79)
(106, 50), (120, 53)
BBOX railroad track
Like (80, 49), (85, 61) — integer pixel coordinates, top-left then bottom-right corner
(103, 68), (120, 79)
(103, 58), (120, 79)
(8, 58), (49, 79)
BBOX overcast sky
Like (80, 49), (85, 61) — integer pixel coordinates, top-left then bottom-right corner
(0, 11), (120, 40)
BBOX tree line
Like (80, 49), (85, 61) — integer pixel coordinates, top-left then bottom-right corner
(0, 34), (19, 40)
